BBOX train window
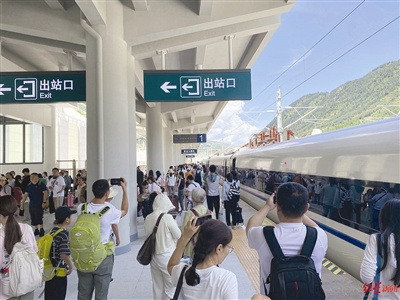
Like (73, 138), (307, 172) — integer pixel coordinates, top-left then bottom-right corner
(238, 166), (399, 234)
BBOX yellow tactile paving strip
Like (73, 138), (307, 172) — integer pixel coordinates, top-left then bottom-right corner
(231, 226), (261, 293)
(231, 217), (276, 294)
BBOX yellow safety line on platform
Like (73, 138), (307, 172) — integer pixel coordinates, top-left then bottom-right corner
(322, 258), (345, 275)
(231, 226), (260, 294)
(230, 217), (275, 294)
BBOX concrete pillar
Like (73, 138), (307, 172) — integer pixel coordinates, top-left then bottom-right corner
(128, 53), (138, 242)
(146, 103), (164, 174)
(85, 32), (100, 199)
(174, 144), (180, 166)
(86, 0), (131, 255)
(163, 126), (173, 172)
(44, 105), (57, 171)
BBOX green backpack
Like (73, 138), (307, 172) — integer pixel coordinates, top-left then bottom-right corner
(70, 203), (114, 273)
(37, 228), (64, 281)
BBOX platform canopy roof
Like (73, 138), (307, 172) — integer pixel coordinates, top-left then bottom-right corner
(0, 0), (295, 148)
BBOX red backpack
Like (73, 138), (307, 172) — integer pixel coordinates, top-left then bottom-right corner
(12, 186), (23, 205)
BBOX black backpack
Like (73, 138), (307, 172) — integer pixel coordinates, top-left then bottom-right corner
(194, 170), (202, 185)
(263, 226), (325, 300)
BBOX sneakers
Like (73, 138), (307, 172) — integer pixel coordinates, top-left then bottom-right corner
(232, 225), (237, 230)
(34, 229), (40, 236)
(39, 228), (45, 237)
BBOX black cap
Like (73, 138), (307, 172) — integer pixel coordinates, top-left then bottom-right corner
(55, 206), (77, 223)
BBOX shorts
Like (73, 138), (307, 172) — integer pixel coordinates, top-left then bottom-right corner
(29, 206), (44, 226)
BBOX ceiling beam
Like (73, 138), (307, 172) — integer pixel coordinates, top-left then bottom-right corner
(132, 0), (148, 11)
(171, 116), (214, 131)
(238, 31), (275, 68)
(136, 100), (146, 114)
(195, 46), (206, 67)
(131, 16), (281, 59)
(75, 0), (106, 25)
(161, 102), (206, 114)
(1, 45), (41, 71)
(44, 0), (65, 10)
(136, 114), (145, 127)
(46, 51), (85, 70)
(171, 111), (178, 123)
(198, 0), (213, 16)
(0, 31), (85, 54)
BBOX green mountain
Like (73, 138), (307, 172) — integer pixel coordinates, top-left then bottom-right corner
(265, 60), (400, 137)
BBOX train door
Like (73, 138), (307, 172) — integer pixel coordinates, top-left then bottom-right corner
(232, 158), (236, 172)
(223, 159), (227, 177)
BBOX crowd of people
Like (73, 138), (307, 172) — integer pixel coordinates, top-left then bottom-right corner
(0, 164), (397, 300)
(0, 169), (128, 300)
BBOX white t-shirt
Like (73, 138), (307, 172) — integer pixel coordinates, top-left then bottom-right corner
(48, 176), (66, 197)
(167, 174), (176, 187)
(148, 182), (161, 194)
(77, 202), (121, 245)
(187, 182), (200, 201)
(361, 234), (399, 299)
(171, 263), (238, 300)
(248, 223), (328, 295)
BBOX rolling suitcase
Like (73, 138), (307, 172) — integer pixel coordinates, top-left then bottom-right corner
(67, 192), (74, 208)
(236, 205), (244, 224)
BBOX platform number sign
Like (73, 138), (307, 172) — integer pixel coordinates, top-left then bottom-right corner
(173, 134), (207, 144)
(197, 134), (206, 143)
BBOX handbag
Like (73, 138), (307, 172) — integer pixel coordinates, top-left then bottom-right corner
(171, 265), (189, 300)
(363, 234), (382, 300)
(136, 213), (165, 265)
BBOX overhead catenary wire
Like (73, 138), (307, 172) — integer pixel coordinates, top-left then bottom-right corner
(250, 11), (400, 115)
(282, 15), (400, 98)
(250, 0), (367, 107)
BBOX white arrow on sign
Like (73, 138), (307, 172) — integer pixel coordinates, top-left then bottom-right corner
(0, 84), (11, 95)
(160, 82), (177, 93)
(182, 83), (193, 91)
(17, 85), (28, 94)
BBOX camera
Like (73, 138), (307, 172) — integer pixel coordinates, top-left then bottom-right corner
(195, 215), (212, 226)
(110, 178), (123, 186)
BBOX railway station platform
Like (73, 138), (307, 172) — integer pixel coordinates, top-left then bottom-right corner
(31, 198), (363, 299)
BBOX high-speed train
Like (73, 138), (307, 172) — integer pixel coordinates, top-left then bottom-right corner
(203, 117), (400, 281)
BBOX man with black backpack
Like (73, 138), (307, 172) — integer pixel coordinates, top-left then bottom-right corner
(246, 182), (328, 300)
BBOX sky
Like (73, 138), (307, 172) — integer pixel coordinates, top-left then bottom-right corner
(207, 0), (400, 146)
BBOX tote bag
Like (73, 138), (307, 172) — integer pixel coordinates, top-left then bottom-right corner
(137, 213), (165, 265)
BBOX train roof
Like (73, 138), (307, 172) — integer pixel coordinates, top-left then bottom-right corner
(229, 118), (400, 184)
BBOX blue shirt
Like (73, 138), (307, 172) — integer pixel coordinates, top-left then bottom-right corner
(25, 182), (47, 207)
(322, 184), (337, 207)
(373, 192), (393, 211)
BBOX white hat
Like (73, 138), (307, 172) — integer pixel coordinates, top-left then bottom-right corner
(109, 187), (119, 198)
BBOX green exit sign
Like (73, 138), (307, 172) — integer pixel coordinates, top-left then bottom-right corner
(144, 69), (251, 102)
(0, 71), (85, 104)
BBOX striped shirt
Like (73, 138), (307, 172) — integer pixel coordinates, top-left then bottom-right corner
(50, 227), (70, 268)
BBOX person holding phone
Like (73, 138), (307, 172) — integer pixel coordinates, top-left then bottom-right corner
(144, 194), (181, 299)
(181, 188), (213, 262)
(168, 218), (238, 300)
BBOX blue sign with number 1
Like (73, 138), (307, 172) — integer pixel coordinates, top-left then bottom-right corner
(197, 134), (206, 143)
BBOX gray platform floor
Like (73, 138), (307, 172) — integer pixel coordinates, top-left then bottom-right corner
(28, 199), (363, 300)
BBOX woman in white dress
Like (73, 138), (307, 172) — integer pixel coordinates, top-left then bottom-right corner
(360, 198), (400, 299)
